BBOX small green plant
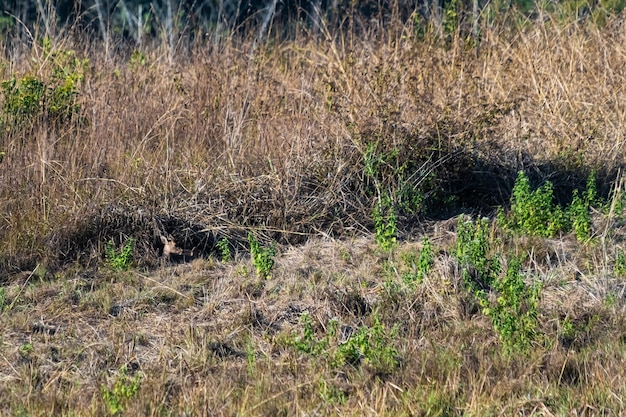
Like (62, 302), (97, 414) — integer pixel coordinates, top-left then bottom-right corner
(318, 378), (347, 405)
(248, 232), (276, 279)
(244, 335), (257, 376)
(479, 259), (541, 355)
(401, 237), (435, 286)
(292, 312), (326, 355)
(216, 237), (232, 262)
(363, 141), (423, 252)
(100, 365), (142, 416)
(130, 49), (147, 69)
(456, 217), (541, 355)
(499, 171), (567, 238)
(615, 250), (626, 277)
(456, 216), (499, 291)
(18, 342), (34, 358)
(290, 314), (400, 375)
(336, 315), (399, 375)
(0, 287), (5, 313)
(1, 75), (45, 124)
(566, 172), (598, 241)
(443, 0), (460, 36)
(373, 193), (397, 252)
(105, 238), (135, 271)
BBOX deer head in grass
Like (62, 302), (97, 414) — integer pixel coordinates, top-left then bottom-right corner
(160, 235), (195, 262)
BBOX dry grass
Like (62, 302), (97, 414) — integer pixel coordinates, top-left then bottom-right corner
(1, 13), (625, 271)
(0, 224), (625, 415)
(1, 9), (626, 416)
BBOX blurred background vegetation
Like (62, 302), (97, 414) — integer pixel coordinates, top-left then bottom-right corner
(2, 0), (625, 44)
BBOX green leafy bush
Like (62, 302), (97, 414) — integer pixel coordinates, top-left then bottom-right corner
(499, 171), (600, 241)
(456, 216), (499, 290)
(501, 171), (567, 237)
(291, 313), (400, 375)
(100, 365), (142, 416)
(248, 232), (276, 279)
(456, 216), (541, 355)
(373, 193), (397, 252)
(1, 38), (87, 130)
(401, 236), (435, 286)
(480, 259), (541, 355)
(216, 237), (232, 262)
(105, 238), (135, 271)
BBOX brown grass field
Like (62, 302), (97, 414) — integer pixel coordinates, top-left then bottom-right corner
(1, 6), (626, 416)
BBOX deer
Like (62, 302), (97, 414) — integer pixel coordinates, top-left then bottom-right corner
(160, 235), (195, 263)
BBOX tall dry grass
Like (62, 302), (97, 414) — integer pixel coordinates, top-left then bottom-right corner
(0, 13), (626, 275)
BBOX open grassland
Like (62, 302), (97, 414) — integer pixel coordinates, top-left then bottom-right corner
(1, 8), (626, 415)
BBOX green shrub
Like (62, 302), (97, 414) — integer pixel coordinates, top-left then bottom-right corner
(456, 217), (541, 355)
(248, 232), (276, 279)
(336, 315), (399, 375)
(480, 258), (541, 355)
(373, 193), (397, 252)
(401, 236), (434, 286)
(216, 237), (232, 262)
(100, 365), (142, 416)
(501, 171), (567, 237)
(1, 38), (87, 130)
(290, 314), (400, 375)
(499, 171), (600, 241)
(456, 216), (499, 291)
(105, 238), (135, 271)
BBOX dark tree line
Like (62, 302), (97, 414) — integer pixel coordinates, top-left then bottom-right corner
(1, 0), (481, 40)
(4, 0), (599, 43)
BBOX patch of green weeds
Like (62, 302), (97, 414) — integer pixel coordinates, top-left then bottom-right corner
(480, 258), (541, 355)
(318, 378), (347, 405)
(100, 365), (142, 416)
(245, 337), (257, 376)
(292, 312), (329, 356)
(129, 50), (147, 69)
(443, 0), (460, 36)
(498, 171), (568, 238)
(373, 193), (397, 252)
(291, 313), (400, 375)
(18, 342), (34, 358)
(248, 232), (276, 279)
(1, 37), (88, 130)
(401, 236), (435, 287)
(498, 171), (601, 241)
(105, 238), (134, 271)
(456, 216), (499, 291)
(0, 287), (5, 313)
(363, 140), (426, 252)
(1, 75), (44, 124)
(456, 216), (541, 355)
(560, 317), (576, 341)
(216, 237), (232, 262)
(335, 315), (399, 375)
(567, 172), (599, 241)
(605, 291), (618, 308)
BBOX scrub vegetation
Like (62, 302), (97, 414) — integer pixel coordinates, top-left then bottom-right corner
(1, 1), (626, 415)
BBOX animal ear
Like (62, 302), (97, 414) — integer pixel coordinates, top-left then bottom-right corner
(160, 235), (168, 245)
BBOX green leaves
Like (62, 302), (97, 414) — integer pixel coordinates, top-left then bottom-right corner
(500, 171), (600, 241)
(248, 232), (276, 279)
(456, 216), (541, 355)
(1, 39), (87, 131)
(105, 238), (135, 271)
